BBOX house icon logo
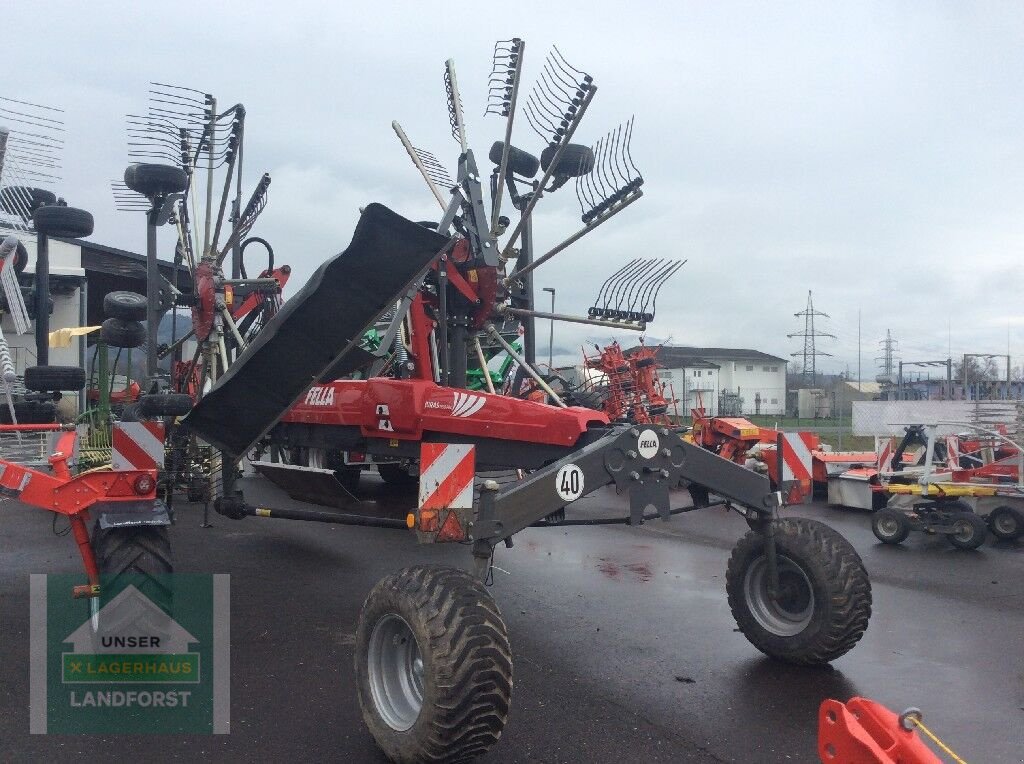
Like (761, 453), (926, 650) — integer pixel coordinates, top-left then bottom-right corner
(62, 585), (201, 688)
(30, 572), (230, 734)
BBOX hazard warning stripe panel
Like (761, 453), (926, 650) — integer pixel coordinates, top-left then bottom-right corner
(780, 432), (813, 483)
(112, 422), (165, 472)
(418, 443), (475, 510)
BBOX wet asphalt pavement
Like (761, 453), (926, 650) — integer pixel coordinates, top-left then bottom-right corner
(2, 472), (1022, 763)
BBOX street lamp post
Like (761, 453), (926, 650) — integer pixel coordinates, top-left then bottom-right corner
(542, 287), (555, 372)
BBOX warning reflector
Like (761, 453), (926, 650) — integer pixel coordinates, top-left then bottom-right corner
(418, 443), (475, 510)
(111, 422), (165, 471)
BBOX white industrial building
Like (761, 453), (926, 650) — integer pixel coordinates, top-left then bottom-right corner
(634, 345), (789, 417)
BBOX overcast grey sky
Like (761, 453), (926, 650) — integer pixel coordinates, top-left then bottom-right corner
(6, 1), (1023, 378)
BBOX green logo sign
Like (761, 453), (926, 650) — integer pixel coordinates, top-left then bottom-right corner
(30, 573), (229, 734)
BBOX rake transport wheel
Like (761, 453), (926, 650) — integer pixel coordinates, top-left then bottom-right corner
(871, 507), (910, 545)
(947, 512), (987, 550)
(726, 518), (871, 665)
(355, 565), (513, 763)
(92, 522), (173, 613)
(987, 505), (1024, 541)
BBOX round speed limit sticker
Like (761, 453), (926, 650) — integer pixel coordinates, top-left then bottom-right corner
(555, 464), (585, 502)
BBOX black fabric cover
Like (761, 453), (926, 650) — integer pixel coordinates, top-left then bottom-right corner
(184, 203), (446, 458)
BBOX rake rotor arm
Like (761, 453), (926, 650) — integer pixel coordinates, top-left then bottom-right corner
(503, 187), (642, 286)
(504, 306), (646, 332)
(499, 84), (597, 260)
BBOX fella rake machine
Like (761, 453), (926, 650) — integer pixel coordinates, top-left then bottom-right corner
(176, 42), (873, 763)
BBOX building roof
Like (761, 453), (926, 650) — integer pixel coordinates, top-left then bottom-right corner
(630, 345), (788, 366)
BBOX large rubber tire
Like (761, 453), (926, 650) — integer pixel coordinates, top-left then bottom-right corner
(0, 186), (56, 217)
(488, 141), (540, 179)
(104, 290), (148, 321)
(24, 365), (86, 392)
(355, 565), (512, 763)
(540, 143), (596, 177)
(139, 393), (193, 418)
(124, 163), (189, 197)
(947, 512), (987, 550)
(378, 462), (417, 487)
(726, 518), (871, 665)
(871, 508), (910, 545)
(32, 205), (94, 239)
(92, 523), (173, 613)
(0, 400), (56, 424)
(987, 505), (1024, 541)
(100, 317), (146, 349)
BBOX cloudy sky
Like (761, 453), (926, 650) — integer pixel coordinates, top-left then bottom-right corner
(5, 2), (1023, 379)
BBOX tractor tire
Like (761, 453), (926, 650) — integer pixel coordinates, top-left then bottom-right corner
(104, 290), (148, 321)
(540, 143), (596, 177)
(987, 505), (1024, 541)
(871, 508), (910, 545)
(726, 518), (871, 665)
(0, 400), (56, 424)
(100, 317), (146, 349)
(947, 512), (987, 550)
(24, 364), (86, 392)
(139, 393), (193, 418)
(92, 522), (173, 614)
(0, 186), (57, 217)
(355, 565), (512, 763)
(378, 462), (418, 487)
(32, 205), (94, 239)
(488, 141), (540, 179)
(124, 163), (189, 197)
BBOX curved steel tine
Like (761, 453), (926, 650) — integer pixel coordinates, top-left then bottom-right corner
(594, 259), (636, 311)
(621, 259), (660, 312)
(635, 260), (675, 312)
(648, 260), (686, 318)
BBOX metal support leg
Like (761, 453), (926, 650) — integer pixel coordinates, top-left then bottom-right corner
(34, 233), (49, 365)
(146, 214), (160, 381)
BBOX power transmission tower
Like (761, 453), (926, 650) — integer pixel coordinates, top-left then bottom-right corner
(876, 329), (899, 381)
(788, 290), (835, 387)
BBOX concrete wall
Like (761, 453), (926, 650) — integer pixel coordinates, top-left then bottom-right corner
(659, 367), (718, 415)
(716, 360), (787, 415)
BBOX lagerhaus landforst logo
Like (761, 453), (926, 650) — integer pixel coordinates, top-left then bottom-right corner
(30, 573), (230, 734)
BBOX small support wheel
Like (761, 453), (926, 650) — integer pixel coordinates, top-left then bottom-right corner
(726, 518), (871, 665)
(947, 512), (987, 550)
(871, 507), (910, 545)
(355, 565), (512, 763)
(987, 505), (1023, 541)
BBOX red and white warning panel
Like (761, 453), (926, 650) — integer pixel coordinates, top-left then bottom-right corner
(779, 432), (814, 497)
(418, 443), (475, 510)
(111, 422), (165, 472)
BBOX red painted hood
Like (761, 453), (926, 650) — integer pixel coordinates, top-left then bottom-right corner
(281, 378), (609, 447)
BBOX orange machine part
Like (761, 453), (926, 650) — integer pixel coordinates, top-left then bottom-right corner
(818, 698), (941, 764)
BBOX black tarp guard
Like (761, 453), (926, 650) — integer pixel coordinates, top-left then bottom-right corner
(183, 203), (448, 458)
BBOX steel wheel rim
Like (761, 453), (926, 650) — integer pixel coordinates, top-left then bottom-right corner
(952, 519), (975, 542)
(877, 516), (900, 538)
(367, 614), (424, 731)
(743, 554), (814, 636)
(993, 512), (1017, 536)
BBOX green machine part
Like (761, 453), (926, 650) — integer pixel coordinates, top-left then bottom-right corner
(466, 336), (522, 391)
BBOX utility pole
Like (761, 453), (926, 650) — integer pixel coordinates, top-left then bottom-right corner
(857, 309), (861, 392)
(787, 290), (835, 387)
